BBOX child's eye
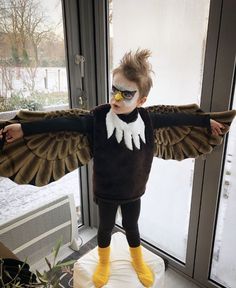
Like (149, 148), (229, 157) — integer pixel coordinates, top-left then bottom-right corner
(122, 91), (133, 99)
(112, 85), (118, 92)
(122, 90), (136, 100)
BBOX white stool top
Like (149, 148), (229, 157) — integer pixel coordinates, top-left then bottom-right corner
(73, 232), (165, 287)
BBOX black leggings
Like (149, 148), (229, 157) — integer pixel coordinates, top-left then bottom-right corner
(97, 199), (141, 248)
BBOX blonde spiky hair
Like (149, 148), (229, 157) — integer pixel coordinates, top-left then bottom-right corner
(113, 49), (153, 98)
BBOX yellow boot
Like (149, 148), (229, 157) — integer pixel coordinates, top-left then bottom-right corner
(92, 246), (111, 288)
(130, 246), (154, 287)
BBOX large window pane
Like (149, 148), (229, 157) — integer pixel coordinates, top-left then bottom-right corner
(110, 0), (210, 261)
(0, 0), (68, 111)
(0, 0), (82, 225)
(210, 82), (236, 288)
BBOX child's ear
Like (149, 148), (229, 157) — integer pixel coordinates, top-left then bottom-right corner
(137, 96), (147, 107)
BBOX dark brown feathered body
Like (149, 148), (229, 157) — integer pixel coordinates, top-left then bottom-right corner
(92, 104), (154, 203)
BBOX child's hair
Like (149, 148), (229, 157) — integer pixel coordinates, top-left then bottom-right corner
(113, 49), (153, 98)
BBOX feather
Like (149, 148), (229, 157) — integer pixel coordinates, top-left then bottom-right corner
(106, 110), (115, 138)
(0, 139), (25, 163)
(26, 134), (47, 150)
(0, 147), (31, 177)
(36, 160), (53, 186)
(173, 143), (185, 161)
(115, 128), (123, 143)
(0, 108), (92, 186)
(68, 137), (80, 154)
(46, 140), (61, 160)
(14, 157), (42, 184)
(77, 149), (91, 165)
(65, 153), (78, 172)
(53, 159), (65, 181)
(181, 137), (200, 158)
(123, 130), (133, 150)
(133, 134), (140, 149)
(105, 108), (146, 150)
(58, 140), (69, 159)
(146, 104), (236, 161)
(33, 137), (53, 158)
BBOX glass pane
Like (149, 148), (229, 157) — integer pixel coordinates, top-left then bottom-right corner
(210, 82), (236, 288)
(0, 0), (82, 225)
(0, 0), (68, 111)
(110, 0), (210, 261)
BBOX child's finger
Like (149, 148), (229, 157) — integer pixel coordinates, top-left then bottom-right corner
(213, 127), (223, 135)
(6, 138), (15, 143)
(0, 129), (6, 139)
(2, 126), (9, 133)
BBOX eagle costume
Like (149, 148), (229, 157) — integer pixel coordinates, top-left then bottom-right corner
(0, 104), (235, 193)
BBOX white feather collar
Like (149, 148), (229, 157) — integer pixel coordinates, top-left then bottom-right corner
(106, 108), (146, 150)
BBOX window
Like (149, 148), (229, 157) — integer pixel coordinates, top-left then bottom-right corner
(0, 0), (82, 226)
(110, 0), (210, 262)
(210, 81), (236, 288)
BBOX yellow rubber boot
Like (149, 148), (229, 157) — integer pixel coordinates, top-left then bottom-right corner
(92, 246), (111, 288)
(130, 246), (154, 287)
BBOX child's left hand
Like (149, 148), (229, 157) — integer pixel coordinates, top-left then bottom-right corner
(210, 119), (225, 135)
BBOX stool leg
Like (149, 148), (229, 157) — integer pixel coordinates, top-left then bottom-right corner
(130, 246), (154, 287)
(92, 246), (111, 288)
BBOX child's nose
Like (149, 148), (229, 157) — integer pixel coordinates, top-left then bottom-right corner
(114, 91), (124, 102)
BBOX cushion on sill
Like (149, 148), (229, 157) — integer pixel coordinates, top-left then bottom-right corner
(73, 231), (165, 288)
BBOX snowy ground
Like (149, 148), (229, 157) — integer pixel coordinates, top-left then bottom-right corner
(0, 170), (81, 225)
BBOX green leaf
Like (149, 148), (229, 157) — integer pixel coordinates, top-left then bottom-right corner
(45, 257), (52, 269)
(52, 278), (60, 288)
(38, 277), (48, 284)
(15, 281), (21, 287)
(35, 271), (48, 284)
(52, 238), (62, 262)
(4, 270), (13, 280)
(55, 260), (76, 268)
(35, 270), (43, 279)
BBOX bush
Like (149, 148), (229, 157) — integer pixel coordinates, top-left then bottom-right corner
(0, 94), (43, 112)
(0, 92), (68, 112)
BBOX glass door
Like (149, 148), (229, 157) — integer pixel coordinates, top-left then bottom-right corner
(0, 0), (83, 226)
(210, 83), (236, 288)
(109, 0), (210, 269)
(194, 1), (236, 286)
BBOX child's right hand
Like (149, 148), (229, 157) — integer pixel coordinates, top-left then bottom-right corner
(0, 124), (23, 143)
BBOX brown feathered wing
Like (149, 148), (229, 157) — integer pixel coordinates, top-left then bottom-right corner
(145, 104), (236, 160)
(0, 109), (92, 186)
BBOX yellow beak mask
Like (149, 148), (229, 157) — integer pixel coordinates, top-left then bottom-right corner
(114, 91), (124, 101)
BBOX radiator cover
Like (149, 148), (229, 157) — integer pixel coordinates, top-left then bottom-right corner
(0, 194), (79, 264)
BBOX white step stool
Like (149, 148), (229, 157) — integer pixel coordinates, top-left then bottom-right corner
(73, 232), (165, 287)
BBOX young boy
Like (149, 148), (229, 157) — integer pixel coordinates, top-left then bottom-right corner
(0, 50), (225, 287)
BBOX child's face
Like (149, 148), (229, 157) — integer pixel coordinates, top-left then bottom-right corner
(110, 72), (147, 114)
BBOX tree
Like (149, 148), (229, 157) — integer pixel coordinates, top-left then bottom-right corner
(0, 0), (53, 65)
(0, 0), (59, 94)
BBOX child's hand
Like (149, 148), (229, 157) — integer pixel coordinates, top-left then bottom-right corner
(210, 119), (225, 135)
(0, 124), (23, 143)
